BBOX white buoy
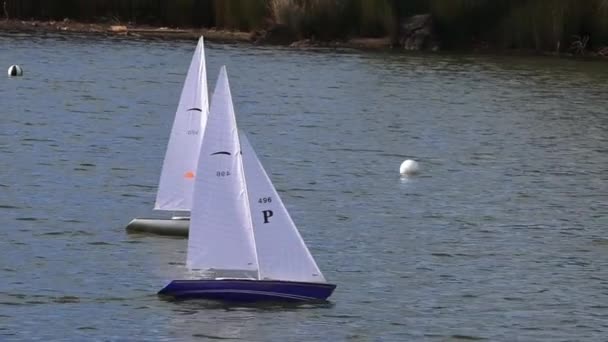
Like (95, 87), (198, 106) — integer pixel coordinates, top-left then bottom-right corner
(8, 65), (23, 77)
(400, 159), (419, 176)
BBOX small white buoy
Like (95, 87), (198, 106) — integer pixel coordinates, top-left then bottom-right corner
(8, 65), (23, 77)
(400, 159), (419, 176)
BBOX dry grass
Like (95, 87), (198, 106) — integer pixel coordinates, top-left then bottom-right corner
(268, 0), (304, 34)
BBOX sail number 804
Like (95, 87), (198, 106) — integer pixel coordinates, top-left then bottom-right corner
(258, 197), (272, 204)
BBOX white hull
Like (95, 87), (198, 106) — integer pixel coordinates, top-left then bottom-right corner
(125, 218), (189, 237)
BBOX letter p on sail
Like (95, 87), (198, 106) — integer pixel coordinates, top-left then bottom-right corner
(262, 210), (273, 224)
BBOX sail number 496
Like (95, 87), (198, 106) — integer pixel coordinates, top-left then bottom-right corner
(258, 197), (272, 204)
(216, 171), (231, 177)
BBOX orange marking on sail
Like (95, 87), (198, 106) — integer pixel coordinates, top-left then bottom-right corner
(184, 171), (195, 179)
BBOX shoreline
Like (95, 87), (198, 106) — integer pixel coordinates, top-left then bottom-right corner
(2, 19), (607, 60)
(0, 19), (392, 50)
(0, 19), (252, 41)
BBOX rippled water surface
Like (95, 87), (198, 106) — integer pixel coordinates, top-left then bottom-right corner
(1, 33), (607, 341)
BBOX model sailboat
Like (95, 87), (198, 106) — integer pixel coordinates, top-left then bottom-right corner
(158, 66), (336, 301)
(126, 37), (208, 236)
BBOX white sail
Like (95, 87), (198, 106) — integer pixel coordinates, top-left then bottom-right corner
(155, 37), (209, 211)
(186, 66), (259, 279)
(240, 133), (326, 283)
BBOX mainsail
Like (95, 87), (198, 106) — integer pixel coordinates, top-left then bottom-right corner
(186, 66), (259, 279)
(155, 37), (209, 211)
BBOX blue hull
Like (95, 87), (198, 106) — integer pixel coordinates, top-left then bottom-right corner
(158, 279), (336, 302)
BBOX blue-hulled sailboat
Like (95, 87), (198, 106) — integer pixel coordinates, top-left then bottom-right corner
(158, 66), (336, 302)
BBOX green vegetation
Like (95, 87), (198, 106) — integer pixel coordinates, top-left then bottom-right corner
(4, 0), (608, 53)
(431, 0), (608, 52)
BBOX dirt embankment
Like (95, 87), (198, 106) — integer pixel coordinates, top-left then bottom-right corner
(0, 19), (391, 50)
(0, 19), (249, 41)
(4, 18), (607, 58)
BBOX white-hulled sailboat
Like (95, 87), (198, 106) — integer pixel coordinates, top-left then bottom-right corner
(126, 37), (208, 236)
(158, 66), (336, 301)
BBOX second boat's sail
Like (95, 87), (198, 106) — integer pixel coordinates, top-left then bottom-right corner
(155, 37), (209, 212)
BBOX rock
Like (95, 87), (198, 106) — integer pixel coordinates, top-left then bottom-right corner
(254, 24), (297, 45)
(249, 30), (263, 42)
(399, 14), (439, 51)
(109, 25), (128, 33)
(289, 39), (313, 48)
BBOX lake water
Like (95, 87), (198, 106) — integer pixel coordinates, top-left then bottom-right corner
(1, 32), (607, 341)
